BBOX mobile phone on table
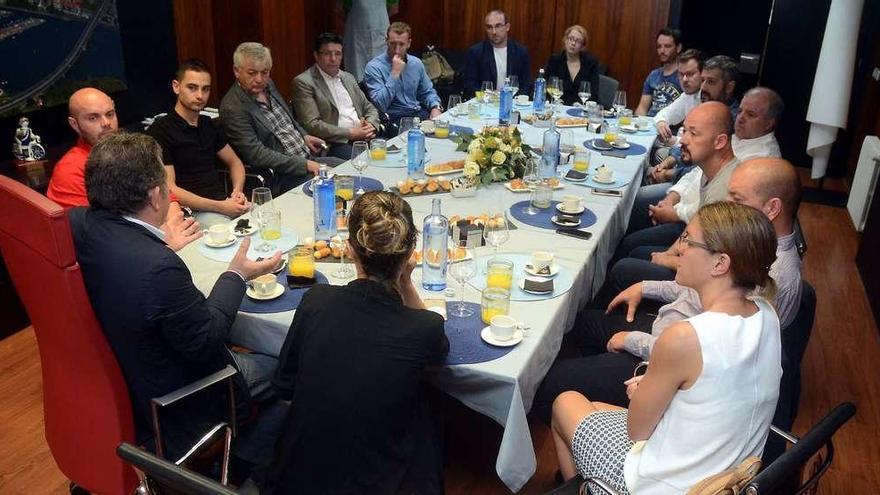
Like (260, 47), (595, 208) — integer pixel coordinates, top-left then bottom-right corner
(556, 228), (593, 240)
(591, 188), (622, 197)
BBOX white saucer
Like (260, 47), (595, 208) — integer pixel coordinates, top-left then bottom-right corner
(524, 262), (560, 277)
(232, 221), (257, 237)
(519, 276), (554, 295)
(481, 327), (524, 347)
(612, 142), (631, 149)
(204, 235), (236, 248)
(515, 101), (531, 107)
(620, 125), (639, 133)
(551, 215), (581, 227)
(246, 283), (284, 300)
(590, 139), (613, 151)
(556, 203), (585, 215)
(592, 175), (615, 184)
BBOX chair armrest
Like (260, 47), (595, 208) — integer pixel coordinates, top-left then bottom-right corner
(152, 365), (237, 408)
(116, 443), (239, 495)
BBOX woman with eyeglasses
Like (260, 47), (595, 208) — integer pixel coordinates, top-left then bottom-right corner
(551, 202), (782, 493)
(544, 25), (602, 106)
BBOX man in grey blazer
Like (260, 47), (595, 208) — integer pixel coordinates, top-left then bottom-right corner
(292, 32), (382, 160)
(220, 42), (342, 195)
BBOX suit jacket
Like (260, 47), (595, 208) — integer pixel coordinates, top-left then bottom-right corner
(291, 65), (380, 144)
(545, 51), (601, 106)
(219, 80), (310, 177)
(69, 207), (249, 458)
(461, 39), (532, 98)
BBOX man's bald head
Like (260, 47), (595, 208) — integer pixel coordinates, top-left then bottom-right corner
(727, 158), (801, 231)
(696, 101), (734, 136)
(67, 88), (118, 146)
(679, 101), (733, 165)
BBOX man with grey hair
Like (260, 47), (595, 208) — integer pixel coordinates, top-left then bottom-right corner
(699, 54), (740, 118)
(733, 86), (783, 161)
(70, 131), (285, 464)
(220, 42), (343, 195)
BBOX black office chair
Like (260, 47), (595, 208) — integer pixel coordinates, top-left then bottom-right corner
(598, 75), (619, 109)
(793, 217), (808, 258)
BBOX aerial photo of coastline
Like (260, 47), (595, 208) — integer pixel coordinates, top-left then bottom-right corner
(0, 0), (126, 117)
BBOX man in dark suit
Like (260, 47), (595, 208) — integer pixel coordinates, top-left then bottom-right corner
(292, 32), (382, 160)
(460, 9), (532, 98)
(69, 132), (282, 463)
(220, 42), (343, 195)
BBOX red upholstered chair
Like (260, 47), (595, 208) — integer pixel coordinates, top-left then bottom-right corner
(0, 176), (138, 494)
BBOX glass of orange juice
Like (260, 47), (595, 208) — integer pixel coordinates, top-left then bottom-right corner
(434, 120), (450, 138)
(335, 175), (354, 202)
(619, 109), (633, 126)
(604, 122), (619, 143)
(486, 258), (514, 290)
(481, 287), (510, 324)
(572, 151), (591, 172)
(260, 209), (282, 241)
(369, 139), (387, 161)
(289, 246), (315, 282)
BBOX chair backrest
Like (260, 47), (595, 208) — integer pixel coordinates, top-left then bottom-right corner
(117, 443), (239, 495)
(598, 75), (619, 109)
(0, 176), (138, 494)
(746, 402), (856, 494)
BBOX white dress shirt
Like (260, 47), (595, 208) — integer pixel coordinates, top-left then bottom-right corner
(317, 66), (360, 129)
(732, 132), (781, 162)
(653, 91), (701, 126)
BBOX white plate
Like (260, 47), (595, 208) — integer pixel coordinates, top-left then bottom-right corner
(246, 283), (284, 300)
(481, 327), (524, 347)
(231, 221), (257, 237)
(612, 142), (631, 149)
(204, 235), (236, 248)
(592, 174), (616, 184)
(556, 203), (585, 215)
(504, 181), (565, 193)
(551, 215), (581, 227)
(524, 262), (560, 277)
(518, 276), (554, 295)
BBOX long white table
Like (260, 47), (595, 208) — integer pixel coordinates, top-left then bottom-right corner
(176, 104), (655, 492)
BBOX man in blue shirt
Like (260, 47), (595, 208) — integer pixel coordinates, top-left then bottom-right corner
(363, 21), (442, 124)
(635, 28), (683, 117)
(460, 9), (532, 99)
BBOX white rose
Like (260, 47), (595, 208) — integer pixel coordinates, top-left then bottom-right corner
(463, 160), (480, 178)
(491, 150), (507, 165)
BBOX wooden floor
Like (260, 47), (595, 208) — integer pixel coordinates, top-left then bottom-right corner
(1, 175), (879, 494)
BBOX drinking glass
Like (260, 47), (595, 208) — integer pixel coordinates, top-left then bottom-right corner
(531, 181), (553, 210)
(251, 187), (274, 252)
(507, 75), (519, 96)
(604, 122), (620, 144)
(548, 77), (563, 115)
(486, 258), (514, 290)
(289, 246), (316, 281)
(613, 90), (627, 115)
(578, 81), (592, 110)
(483, 211), (509, 259)
(434, 120), (450, 138)
(572, 150), (591, 172)
(398, 117), (415, 136)
(332, 211), (353, 279)
(619, 109), (633, 126)
(369, 138), (387, 161)
(481, 287), (510, 325)
(351, 141), (369, 192)
(522, 157), (541, 215)
(480, 81), (494, 104)
(448, 94), (463, 116)
(335, 175), (354, 203)
(467, 101), (481, 120)
(448, 239), (475, 318)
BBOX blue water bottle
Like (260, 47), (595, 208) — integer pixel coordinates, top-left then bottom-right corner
(421, 198), (448, 291)
(407, 117), (426, 178)
(540, 120), (560, 179)
(533, 68), (546, 114)
(313, 165), (337, 239)
(499, 77), (514, 126)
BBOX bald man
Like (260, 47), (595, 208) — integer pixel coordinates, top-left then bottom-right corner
(47, 88), (200, 251)
(533, 158), (802, 414)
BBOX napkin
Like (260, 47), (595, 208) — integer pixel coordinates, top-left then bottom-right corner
(565, 169), (587, 180)
(601, 150), (628, 159)
(524, 278), (554, 293)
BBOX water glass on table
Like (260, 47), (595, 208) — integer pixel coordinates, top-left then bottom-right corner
(332, 211), (353, 279)
(483, 211), (510, 259)
(350, 141), (369, 192)
(251, 187), (275, 252)
(531, 181), (553, 210)
(613, 90), (627, 115)
(507, 75), (520, 96)
(578, 81), (592, 110)
(448, 239), (475, 318)
(448, 94), (463, 117)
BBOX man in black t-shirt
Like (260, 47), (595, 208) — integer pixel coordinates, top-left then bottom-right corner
(148, 59), (251, 226)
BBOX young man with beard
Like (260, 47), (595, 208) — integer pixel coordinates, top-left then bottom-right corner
(635, 28), (683, 117)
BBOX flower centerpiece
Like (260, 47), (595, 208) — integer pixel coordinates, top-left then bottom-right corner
(456, 126), (533, 185)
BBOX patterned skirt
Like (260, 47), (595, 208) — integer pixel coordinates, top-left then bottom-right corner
(571, 409), (633, 495)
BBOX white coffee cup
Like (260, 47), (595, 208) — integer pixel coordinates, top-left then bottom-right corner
(420, 119), (436, 133)
(253, 274), (277, 296)
(490, 314), (518, 341)
(207, 224), (231, 244)
(614, 134), (627, 147)
(596, 165), (614, 182)
(561, 194), (582, 213)
(516, 94), (529, 105)
(531, 251), (555, 273)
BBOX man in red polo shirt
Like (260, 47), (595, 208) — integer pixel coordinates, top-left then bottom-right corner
(48, 88), (200, 250)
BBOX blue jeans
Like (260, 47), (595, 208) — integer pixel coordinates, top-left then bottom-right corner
(614, 221), (685, 264)
(231, 351), (287, 467)
(626, 183), (672, 235)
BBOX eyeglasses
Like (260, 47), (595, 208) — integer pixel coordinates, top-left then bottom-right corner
(678, 231), (715, 252)
(318, 50), (342, 58)
(566, 36), (585, 46)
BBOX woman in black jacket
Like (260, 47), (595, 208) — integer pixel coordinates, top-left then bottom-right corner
(544, 25), (602, 106)
(263, 191), (449, 494)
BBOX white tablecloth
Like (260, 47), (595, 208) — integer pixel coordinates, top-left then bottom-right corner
(176, 104), (655, 492)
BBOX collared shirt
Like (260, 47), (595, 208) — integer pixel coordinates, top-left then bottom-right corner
(147, 111), (227, 201)
(625, 231), (802, 359)
(363, 53), (441, 118)
(653, 91), (700, 126)
(255, 88), (310, 158)
(122, 215), (166, 240)
(316, 66), (360, 129)
(47, 138), (92, 207)
(732, 132), (782, 162)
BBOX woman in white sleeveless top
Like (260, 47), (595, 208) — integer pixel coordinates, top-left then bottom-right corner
(551, 202), (782, 494)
